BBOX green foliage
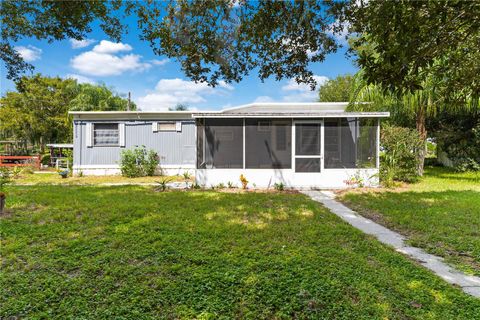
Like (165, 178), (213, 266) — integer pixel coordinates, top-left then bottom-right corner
(0, 167), (12, 192)
(1, 186), (480, 317)
(0, 75), (77, 149)
(69, 83), (136, 111)
(216, 182), (225, 189)
(348, 1), (480, 105)
(435, 113), (480, 172)
(11, 166), (22, 179)
(0, 75), (133, 150)
(154, 177), (173, 192)
(318, 74), (354, 102)
(182, 171), (191, 180)
(119, 146), (159, 178)
(40, 153), (51, 166)
(341, 167), (480, 276)
(139, 1), (343, 88)
(273, 182), (285, 191)
(227, 181), (235, 189)
(168, 103), (189, 111)
(0, 1), (128, 80)
(380, 125), (423, 186)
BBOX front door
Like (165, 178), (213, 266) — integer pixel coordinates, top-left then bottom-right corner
(293, 120), (323, 173)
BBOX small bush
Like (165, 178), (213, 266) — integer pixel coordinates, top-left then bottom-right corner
(183, 171), (191, 180)
(11, 167), (23, 179)
(273, 182), (285, 191)
(120, 146), (159, 178)
(0, 167), (12, 193)
(216, 183), (225, 189)
(154, 177), (173, 192)
(227, 181), (235, 188)
(380, 125), (423, 186)
(144, 149), (159, 176)
(41, 153), (51, 166)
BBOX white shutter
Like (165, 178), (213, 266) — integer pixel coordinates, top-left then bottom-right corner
(152, 122), (158, 132)
(176, 121), (182, 132)
(86, 123), (93, 147)
(119, 123), (125, 147)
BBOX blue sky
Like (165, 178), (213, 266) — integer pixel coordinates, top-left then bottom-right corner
(0, 17), (357, 111)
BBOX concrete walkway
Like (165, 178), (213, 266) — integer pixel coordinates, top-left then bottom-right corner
(302, 190), (480, 298)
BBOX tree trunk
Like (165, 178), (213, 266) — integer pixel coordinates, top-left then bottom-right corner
(416, 106), (427, 176)
(0, 193), (5, 214)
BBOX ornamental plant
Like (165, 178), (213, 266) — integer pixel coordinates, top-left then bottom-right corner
(120, 146), (159, 178)
(239, 174), (248, 189)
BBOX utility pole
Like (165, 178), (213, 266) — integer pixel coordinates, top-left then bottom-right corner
(127, 92), (131, 111)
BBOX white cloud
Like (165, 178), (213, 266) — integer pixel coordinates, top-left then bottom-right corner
(70, 40), (168, 77)
(253, 96), (275, 103)
(15, 45), (42, 62)
(92, 40), (132, 53)
(71, 51), (150, 76)
(137, 78), (234, 111)
(69, 38), (96, 49)
(150, 58), (170, 66)
(66, 74), (96, 84)
(281, 75), (329, 102)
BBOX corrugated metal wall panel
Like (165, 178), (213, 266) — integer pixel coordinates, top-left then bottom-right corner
(74, 120), (196, 166)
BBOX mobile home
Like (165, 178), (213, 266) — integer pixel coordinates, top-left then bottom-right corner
(70, 102), (389, 188)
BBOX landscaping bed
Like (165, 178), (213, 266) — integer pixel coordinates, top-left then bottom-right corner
(11, 172), (188, 185)
(1, 185), (479, 318)
(339, 167), (480, 277)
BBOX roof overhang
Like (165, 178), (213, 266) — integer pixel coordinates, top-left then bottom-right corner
(191, 112), (390, 118)
(68, 111), (195, 121)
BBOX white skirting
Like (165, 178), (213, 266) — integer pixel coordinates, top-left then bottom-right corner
(73, 164), (195, 176)
(195, 168), (379, 189)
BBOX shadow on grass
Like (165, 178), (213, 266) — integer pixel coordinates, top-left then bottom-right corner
(2, 185), (480, 319)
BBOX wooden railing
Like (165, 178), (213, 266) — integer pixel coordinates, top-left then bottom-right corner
(0, 155), (41, 169)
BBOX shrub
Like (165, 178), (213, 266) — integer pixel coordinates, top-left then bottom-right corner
(0, 167), (12, 193)
(438, 121), (480, 172)
(41, 153), (51, 166)
(273, 182), (285, 191)
(216, 182), (225, 189)
(11, 167), (23, 179)
(120, 146), (159, 178)
(183, 171), (191, 180)
(227, 181), (235, 188)
(144, 149), (159, 176)
(380, 125), (423, 186)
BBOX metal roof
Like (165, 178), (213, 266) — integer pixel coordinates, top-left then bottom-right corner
(191, 111), (390, 118)
(68, 102), (389, 120)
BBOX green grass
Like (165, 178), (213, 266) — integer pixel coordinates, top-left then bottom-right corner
(1, 186), (479, 319)
(340, 167), (480, 277)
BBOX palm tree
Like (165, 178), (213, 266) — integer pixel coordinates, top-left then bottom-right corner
(349, 71), (479, 175)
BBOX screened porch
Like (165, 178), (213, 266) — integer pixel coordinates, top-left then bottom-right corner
(196, 117), (379, 173)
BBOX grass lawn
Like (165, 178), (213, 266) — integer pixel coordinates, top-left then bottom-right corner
(340, 167), (480, 277)
(1, 186), (479, 319)
(11, 172), (189, 185)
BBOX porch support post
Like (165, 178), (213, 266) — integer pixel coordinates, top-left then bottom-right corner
(376, 119), (380, 169)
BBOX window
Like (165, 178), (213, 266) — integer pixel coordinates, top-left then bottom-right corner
(158, 122), (176, 131)
(93, 123), (119, 146)
(245, 119), (291, 169)
(197, 118), (243, 169)
(294, 122), (321, 172)
(324, 118), (377, 169)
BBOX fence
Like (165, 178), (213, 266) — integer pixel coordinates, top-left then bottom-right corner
(0, 155), (41, 169)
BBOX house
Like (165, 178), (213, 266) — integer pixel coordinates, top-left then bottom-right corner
(70, 102), (389, 188)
